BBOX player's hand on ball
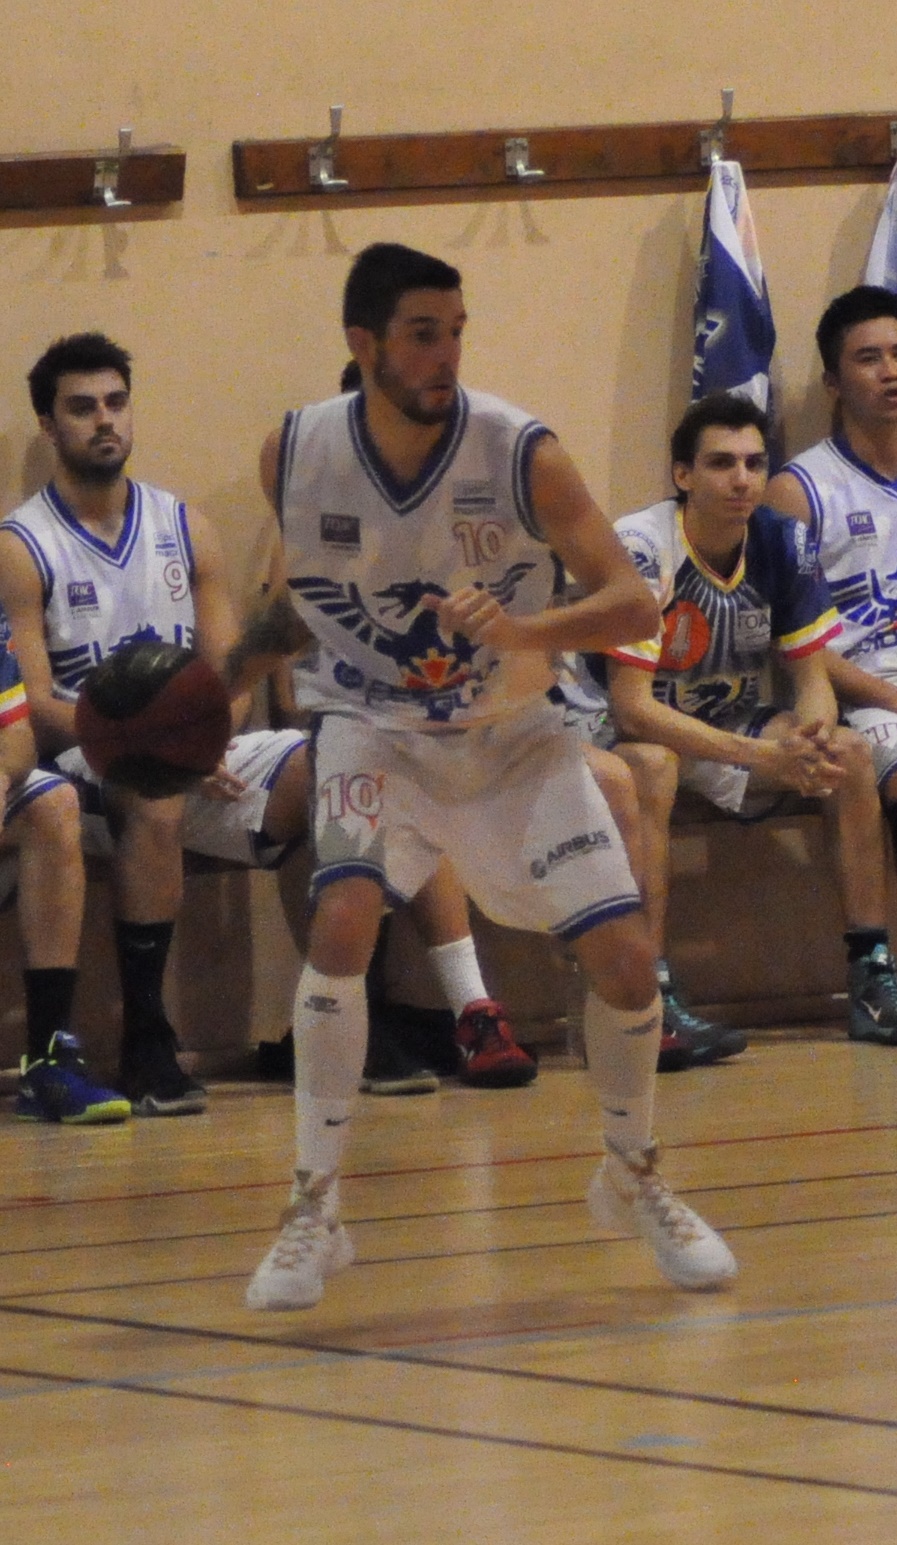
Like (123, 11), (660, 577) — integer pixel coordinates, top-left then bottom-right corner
(197, 757), (247, 802)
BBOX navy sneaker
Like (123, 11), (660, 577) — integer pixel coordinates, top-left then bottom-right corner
(120, 1027), (207, 1116)
(360, 1028), (440, 1095)
(16, 1032), (131, 1124)
(848, 944), (897, 1045)
(660, 988), (748, 1069)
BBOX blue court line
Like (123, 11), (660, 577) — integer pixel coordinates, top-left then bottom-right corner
(0, 1359), (893, 1500)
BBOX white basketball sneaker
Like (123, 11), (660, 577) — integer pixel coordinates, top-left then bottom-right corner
(246, 1174), (354, 1310)
(588, 1140), (737, 1291)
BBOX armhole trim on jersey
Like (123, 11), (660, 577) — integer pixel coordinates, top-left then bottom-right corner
(176, 501), (196, 586)
(514, 424), (554, 540)
(786, 462), (825, 548)
(276, 410), (301, 528)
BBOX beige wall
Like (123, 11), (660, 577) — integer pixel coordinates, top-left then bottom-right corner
(0, 1), (894, 587)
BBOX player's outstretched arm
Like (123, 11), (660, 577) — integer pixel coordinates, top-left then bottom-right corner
(0, 529), (77, 755)
(223, 589), (315, 697)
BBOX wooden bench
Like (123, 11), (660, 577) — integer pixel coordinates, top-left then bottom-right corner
(0, 796), (868, 1082)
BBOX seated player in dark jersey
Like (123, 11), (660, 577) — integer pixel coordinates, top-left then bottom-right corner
(600, 390), (897, 1045)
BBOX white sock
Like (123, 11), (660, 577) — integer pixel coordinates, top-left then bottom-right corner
(582, 991), (662, 1155)
(291, 965), (368, 1180)
(427, 936), (487, 1018)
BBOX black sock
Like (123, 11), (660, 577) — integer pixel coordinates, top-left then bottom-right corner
(24, 967), (78, 1063)
(114, 919), (176, 1044)
(844, 928), (888, 964)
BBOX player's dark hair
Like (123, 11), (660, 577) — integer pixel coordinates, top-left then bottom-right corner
(815, 285), (897, 374)
(28, 332), (132, 417)
(342, 243), (462, 336)
(339, 358), (362, 393)
(670, 392), (770, 496)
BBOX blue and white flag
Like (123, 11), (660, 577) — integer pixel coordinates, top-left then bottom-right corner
(864, 161), (897, 292)
(692, 160), (776, 411)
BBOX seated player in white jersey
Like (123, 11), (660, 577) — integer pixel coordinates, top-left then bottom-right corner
(604, 390), (897, 1046)
(0, 333), (316, 1117)
(766, 286), (897, 1042)
(0, 605), (130, 1123)
(230, 241), (741, 1311)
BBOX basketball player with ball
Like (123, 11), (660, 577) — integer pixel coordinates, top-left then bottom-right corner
(0, 333), (314, 1116)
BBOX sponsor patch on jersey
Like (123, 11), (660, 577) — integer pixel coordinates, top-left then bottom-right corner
(847, 510), (876, 539)
(617, 527), (661, 582)
(67, 580), (99, 611)
(530, 829), (611, 878)
(452, 479), (496, 512)
(154, 534), (179, 556)
(320, 512), (361, 549)
(734, 607), (771, 650)
(791, 519), (818, 574)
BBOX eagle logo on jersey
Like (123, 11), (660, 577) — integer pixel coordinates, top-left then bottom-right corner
(289, 564), (536, 709)
(829, 567), (897, 632)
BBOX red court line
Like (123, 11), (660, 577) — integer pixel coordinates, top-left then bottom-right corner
(1, 1119), (895, 1213)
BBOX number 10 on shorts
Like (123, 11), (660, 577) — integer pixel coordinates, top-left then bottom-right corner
(319, 771), (384, 831)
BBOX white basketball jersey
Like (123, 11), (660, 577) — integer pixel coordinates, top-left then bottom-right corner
(785, 437), (897, 680)
(278, 387), (561, 728)
(4, 480), (196, 700)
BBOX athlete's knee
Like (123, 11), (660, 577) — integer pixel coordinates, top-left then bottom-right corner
(13, 781), (81, 858)
(572, 912), (658, 1011)
(105, 786), (186, 845)
(310, 875), (385, 968)
(621, 741), (679, 816)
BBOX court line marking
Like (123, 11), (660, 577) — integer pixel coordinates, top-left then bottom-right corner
(2, 1119), (896, 1212)
(2, 1298), (897, 1433)
(0, 1358), (892, 1498)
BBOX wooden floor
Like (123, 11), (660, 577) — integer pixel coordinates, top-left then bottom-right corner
(2, 1030), (897, 1544)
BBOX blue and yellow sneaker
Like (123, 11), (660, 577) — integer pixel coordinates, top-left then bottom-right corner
(16, 1032), (131, 1124)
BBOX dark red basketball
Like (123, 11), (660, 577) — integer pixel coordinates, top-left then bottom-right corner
(75, 640), (233, 799)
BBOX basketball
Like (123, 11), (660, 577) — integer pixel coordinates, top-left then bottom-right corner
(75, 640), (233, 799)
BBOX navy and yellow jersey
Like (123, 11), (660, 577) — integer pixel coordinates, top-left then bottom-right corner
(0, 609), (28, 731)
(607, 497), (841, 722)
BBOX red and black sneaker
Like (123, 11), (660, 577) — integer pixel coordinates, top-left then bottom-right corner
(455, 999), (538, 1088)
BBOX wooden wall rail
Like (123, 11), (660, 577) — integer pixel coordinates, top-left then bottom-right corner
(0, 145), (186, 212)
(233, 113), (897, 203)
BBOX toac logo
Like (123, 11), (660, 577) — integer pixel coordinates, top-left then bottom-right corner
(847, 510), (876, 538)
(530, 830), (611, 878)
(67, 581), (99, 609)
(734, 607), (771, 650)
(320, 512), (360, 549)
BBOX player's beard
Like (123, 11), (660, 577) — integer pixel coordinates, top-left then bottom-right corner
(372, 349), (456, 426)
(57, 439), (129, 486)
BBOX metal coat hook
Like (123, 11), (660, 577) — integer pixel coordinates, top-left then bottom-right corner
(504, 136), (545, 183)
(93, 126), (133, 208)
(700, 89), (734, 167)
(309, 105), (349, 191)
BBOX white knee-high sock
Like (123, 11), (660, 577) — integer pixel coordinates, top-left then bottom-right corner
(427, 936), (487, 1018)
(291, 964), (368, 1184)
(583, 991), (662, 1155)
